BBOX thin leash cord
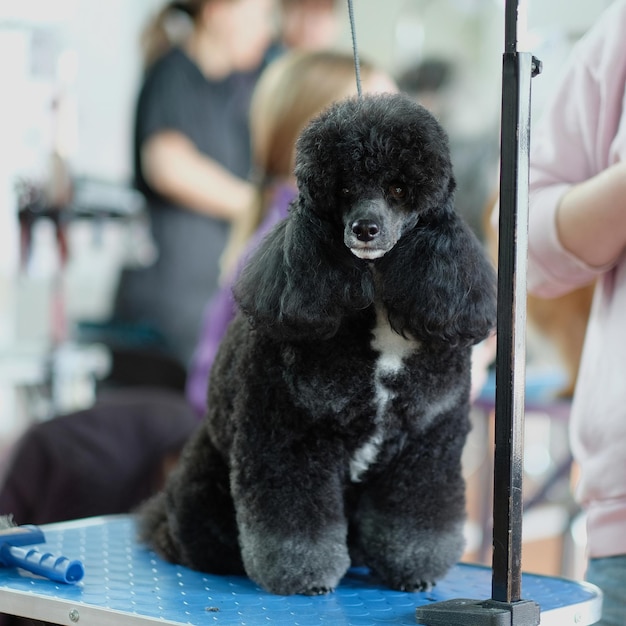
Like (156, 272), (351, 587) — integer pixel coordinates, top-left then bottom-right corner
(347, 0), (363, 99)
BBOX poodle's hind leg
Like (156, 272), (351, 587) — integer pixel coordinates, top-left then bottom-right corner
(137, 426), (244, 575)
(231, 435), (350, 595)
(138, 490), (181, 563)
(354, 420), (468, 592)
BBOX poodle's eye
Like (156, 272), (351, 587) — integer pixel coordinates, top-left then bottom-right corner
(340, 187), (352, 197)
(388, 184), (406, 200)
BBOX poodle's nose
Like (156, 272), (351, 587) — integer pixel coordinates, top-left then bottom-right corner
(351, 219), (380, 242)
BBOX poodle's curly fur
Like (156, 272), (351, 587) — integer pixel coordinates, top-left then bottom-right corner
(139, 93), (497, 596)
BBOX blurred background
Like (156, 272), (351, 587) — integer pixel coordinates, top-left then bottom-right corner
(0, 0), (617, 582)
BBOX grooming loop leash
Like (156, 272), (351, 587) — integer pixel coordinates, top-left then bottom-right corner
(347, 0), (363, 99)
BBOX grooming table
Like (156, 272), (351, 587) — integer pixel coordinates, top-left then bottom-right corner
(0, 516), (600, 625)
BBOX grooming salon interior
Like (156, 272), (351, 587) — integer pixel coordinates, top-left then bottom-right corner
(0, 0), (619, 599)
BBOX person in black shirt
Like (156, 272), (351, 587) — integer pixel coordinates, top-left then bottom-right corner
(111, 0), (274, 371)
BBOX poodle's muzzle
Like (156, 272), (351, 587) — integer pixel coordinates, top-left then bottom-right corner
(343, 196), (408, 260)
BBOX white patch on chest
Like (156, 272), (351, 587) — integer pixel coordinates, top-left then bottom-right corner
(370, 308), (417, 374)
(349, 308), (420, 482)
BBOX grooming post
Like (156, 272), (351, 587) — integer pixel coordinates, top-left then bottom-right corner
(416, 0), (541, 623)
(491, 11), (540, 612)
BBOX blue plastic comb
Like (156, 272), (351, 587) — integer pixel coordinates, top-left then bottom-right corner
(0, 520), (84, 584)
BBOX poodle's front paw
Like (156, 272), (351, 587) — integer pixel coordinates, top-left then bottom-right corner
(249, 547), (348, 596)
(239, 523), (350, 596)
(362, 522), (465, 593)
(301, 585), (334, 596)
(394, 579), (435, 593)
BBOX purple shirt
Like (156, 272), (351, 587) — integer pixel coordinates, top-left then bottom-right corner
(185, 184), (297, 416)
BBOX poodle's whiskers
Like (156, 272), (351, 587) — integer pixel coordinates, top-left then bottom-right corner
(350, 307), (420, 482)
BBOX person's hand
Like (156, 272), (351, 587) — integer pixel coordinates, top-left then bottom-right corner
(142, 131), (254, 221)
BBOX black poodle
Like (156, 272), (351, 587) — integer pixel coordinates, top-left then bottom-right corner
(139, 92), (497, 596)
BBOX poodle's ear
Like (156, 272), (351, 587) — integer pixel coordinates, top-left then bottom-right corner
(234, 202), (374, 340)
(379, 202), (497, 346)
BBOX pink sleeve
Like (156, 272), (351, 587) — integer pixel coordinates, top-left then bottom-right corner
(527, 3), (626, 297)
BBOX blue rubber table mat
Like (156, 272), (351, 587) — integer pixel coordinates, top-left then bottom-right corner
(0, 515), (600, 625)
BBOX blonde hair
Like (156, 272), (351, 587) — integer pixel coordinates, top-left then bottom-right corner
(221, 50), (377, 277)
(140, 0), (211, 69)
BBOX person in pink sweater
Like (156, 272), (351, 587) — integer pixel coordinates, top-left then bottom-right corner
(527, 2), (626, 623)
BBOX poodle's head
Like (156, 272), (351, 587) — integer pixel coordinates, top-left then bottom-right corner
(294, 92), (455, 261)
(236, 93), (497, 345)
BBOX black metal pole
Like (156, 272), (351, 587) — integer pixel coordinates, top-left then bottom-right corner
(492, 41), (531, 612)
(504, 0), (518, 54)
(492, 0), (544, 606)
(416, 0), (542, 622)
